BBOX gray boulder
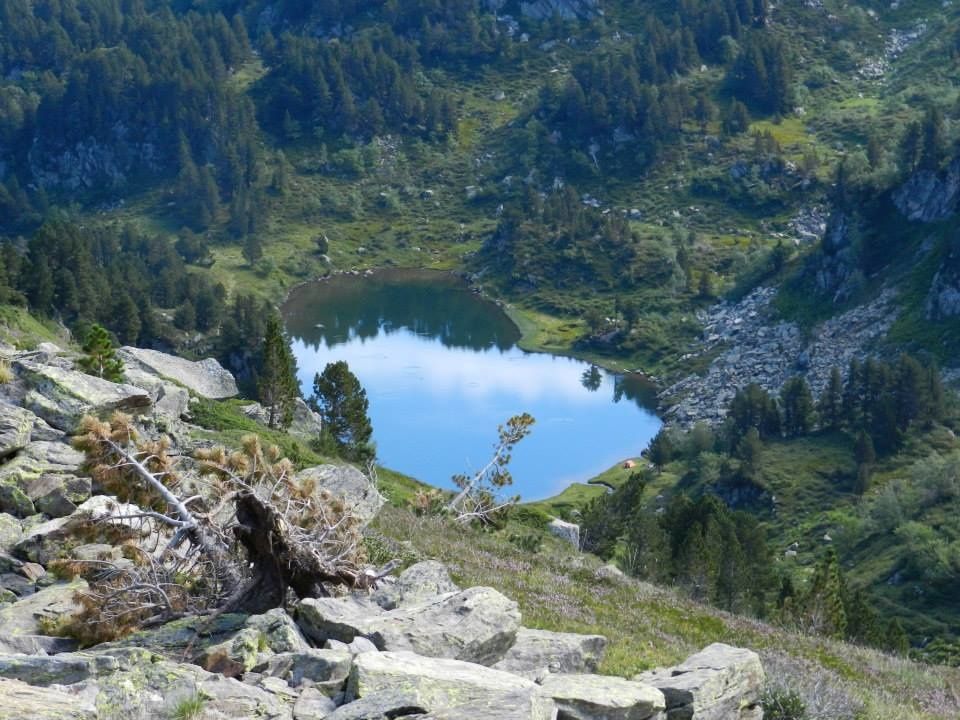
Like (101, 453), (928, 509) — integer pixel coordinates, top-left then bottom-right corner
(293, 686), (338, 719)
(0, 653), (118, 686)
(547, 518), (580, 549)
(421, 688), (557, 720)
(246, 608), (312, 654)
(371, 560), (459, 610)
(195, 627), (263, 676)
(298, 587), (520, 666)
(326, 689), (426, 720)
(538, 673), (666, 720)
(347, 651), (535, 709)
(25, 474), (91, 518)
(0, 580), (86, 638)
(241, 398), (323, 438)
(633, 643), (764, 720)
(118, 346), (238, 399)
(256, 649), (352, 695)
(120, 365), (191, 421)
(493, 628), (606, 680)
(16, 361), (152, 430)
(0, 677), (97, 719)
(293, 466), (383, 527)
(0, 512), (23, 552)
(0, 403), (34, 459)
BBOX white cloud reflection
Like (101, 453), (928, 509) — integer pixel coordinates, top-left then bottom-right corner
(293, 331), (612, 405)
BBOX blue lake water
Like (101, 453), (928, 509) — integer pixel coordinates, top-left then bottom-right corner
(282, 270), (662, 500)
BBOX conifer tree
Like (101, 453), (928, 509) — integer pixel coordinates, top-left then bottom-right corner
(258, 315), (300, 429)
(781, 376), (814, 437)
(78, 324), (124, 382)
(310, 360), (373, 462)
(818, 367), (844, 431)
(804, 547), (847, 639)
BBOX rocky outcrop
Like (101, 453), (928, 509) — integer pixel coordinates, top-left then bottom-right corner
(634, 643), (765, 720)
(539, 673), (666, 720)
(297, 586), (521, 666)
(15, 360), (151, 431)
(893, 158), (960, 223)
(242, 397), (323, 438)
(493, 628), (606, 680)
(292, 465), (383, 527)
(118, 347), (238, 399)
(0, 677), (97, 719)
(519, 0), (601, 20)
(547, 518), (580, 549)
(661, 286), (898, 427)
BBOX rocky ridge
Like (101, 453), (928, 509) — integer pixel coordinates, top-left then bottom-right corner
(0, 343), (766, 718)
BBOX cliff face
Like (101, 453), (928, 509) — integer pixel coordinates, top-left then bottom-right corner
(893, 158), (960, 224)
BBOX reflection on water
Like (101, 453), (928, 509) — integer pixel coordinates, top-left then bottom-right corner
(282, 270), (661, 500)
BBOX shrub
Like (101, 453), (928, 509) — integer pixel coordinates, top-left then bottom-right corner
(511, 505), (552, 530)
(173, 694), (206, 720)
(762, 687), (807, 720)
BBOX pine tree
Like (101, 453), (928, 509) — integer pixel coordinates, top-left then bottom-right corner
(258, 315), (300, 429)
(647, 429), (673, 473)
(885, 618), (910, 655)
(804, 547), (847, 639)
(78, 324), (124, 382)
(781, 376), (814, 437)
(310, 360), (373, 462)
(818, 367), (844, 431)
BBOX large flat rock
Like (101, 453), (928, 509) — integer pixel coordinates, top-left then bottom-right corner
(0, 581), (86, 637)
(298, 586), (520, 666)
(633, 643), (764, 720)
(539, 673), (666, 720)
(493, 627), (607, 680)
(347, 651), (535, 711)
(0, 677), (97, 719)
(119, 347), (238, 399)
(421, 688), (557, 720)
(16, 361), (151, 431)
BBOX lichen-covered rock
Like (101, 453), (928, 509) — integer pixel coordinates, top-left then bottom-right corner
(633, 643), (764, 720)
(371, 560), (459, 610)
(298, 587), (520, 667)
(196, 627), (263, 677)
(347, 651), (535, 710)
(292, 466), (383, 527)
(0, 403), (34, 459)
(26, 474), (91, 518)
(493, 628), (606, 680)
(420, 688), (557, 720)
(325, 689), (425, 720)
(0, 653), (118, 687)
(118, 347), (238, 399)
(244, 399), (323, 438)
(256, 649), (352, 695)
(0, 580), (86, 638)
(246, 608), (312, 654)
(538, 673), (666, 720)
(16, 361), (152, 431)
(0, 677), (97, 719)
(0, 512), (23, 552)
(94, 614), (249, 660)
(293, 686), (337, 719)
